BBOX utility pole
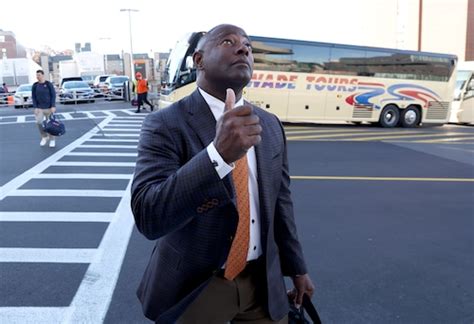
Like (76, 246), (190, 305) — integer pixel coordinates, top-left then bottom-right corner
(120, 9), (139, 79)
(418, 0), (423, 51)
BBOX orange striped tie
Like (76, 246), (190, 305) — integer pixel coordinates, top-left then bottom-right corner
(224, 155), (250, 280)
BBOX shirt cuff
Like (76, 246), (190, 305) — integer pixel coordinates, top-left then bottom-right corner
(207, 142), (234, 179)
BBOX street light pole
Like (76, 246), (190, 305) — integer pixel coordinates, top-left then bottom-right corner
(120, 8), (139, 79)
(99, 37), (111, 74)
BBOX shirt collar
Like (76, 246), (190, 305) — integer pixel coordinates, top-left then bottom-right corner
(198, 88), (244, 121)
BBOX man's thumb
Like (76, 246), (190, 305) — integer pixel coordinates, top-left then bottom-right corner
(224, 88), (235, 112)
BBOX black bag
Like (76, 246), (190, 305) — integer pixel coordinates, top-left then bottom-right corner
(288, 294), (322, 324)
(42, 114), (66, 136)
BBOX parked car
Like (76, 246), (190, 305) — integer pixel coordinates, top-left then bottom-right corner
(81, 75), (96, 87)
(60, 77), (83, 86)
(103, 76), (129, 99)
(93, 75), (115, 88)
(59, 81), (95, 104)
(14, 83), (33, 108)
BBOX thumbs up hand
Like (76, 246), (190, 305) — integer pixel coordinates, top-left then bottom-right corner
(214, 88), (262, 163)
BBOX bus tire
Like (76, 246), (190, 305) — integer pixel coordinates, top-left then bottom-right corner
(379, 105), (400, 128)
(400, 106), (421, 128)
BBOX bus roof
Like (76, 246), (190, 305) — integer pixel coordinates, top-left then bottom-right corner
(249, 35), (457, 60)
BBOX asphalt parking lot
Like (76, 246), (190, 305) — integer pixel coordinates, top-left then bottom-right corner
(0, 101), (473, 323)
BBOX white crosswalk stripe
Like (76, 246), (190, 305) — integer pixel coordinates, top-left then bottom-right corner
(0, 114), (143, 323)
(0, 109), (144, 125)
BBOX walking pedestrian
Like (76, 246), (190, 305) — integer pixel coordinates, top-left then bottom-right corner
(133, 72), (154, 113)
(32, 70), (57, 147)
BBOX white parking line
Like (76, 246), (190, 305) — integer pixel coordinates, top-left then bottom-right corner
(10, 189), (125, 197)
(0, 116), (114, 200)
(0, 212), (115, 222)
(122, 110), (139, 115)
(54, 161), (136, 167)
(101, 111), (118, 117)
(0, 307), (67, 324)
(79, 145), (137, 149)
(60, 113), (73, 120)
(35, 173), (133, 179)
(64, 182), (135, 323)
(113, 116), (145, 120)
(107, 120), (143, 123)
(105, 124), (142, 127)
(0, 248), (95, 263)
(85, 139), (138, 142)
(67, 152), (137, 157)
(0, 114), (140, 323)
(103, 127), (140, 133)
(93, 133), (140, 137)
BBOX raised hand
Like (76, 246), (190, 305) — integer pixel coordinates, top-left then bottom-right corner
(214, 88), (262, 163)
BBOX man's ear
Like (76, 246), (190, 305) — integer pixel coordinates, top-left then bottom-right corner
(193, 51), (204, 70)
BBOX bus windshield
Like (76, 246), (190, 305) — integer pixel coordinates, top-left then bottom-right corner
(454, 70), (472, 100)
(164, 34), (192, 86)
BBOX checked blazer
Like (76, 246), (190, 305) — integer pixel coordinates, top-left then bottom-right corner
(131, 90), (308, 323)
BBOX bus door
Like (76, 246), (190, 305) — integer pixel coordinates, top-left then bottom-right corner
(457, 72), (474, 124)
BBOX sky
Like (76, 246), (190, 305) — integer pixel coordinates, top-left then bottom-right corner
(0, 0), (438, 55)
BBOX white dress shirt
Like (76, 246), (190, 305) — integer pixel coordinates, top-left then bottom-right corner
(200, 88), (262, 262)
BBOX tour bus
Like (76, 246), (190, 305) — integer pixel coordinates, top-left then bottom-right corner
(450, 62), (474, 124)
(159, 32), (457, 128)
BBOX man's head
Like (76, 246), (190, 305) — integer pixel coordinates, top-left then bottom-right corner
(135, 72), (142, 80)
(36, 70), (45, 82)
(193, 24), (253, 101)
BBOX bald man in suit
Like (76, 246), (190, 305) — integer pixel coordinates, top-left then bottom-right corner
(131, 24), (314, 324)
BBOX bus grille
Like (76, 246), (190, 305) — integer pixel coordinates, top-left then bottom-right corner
(352, 105), (373, 119)
(426, 101), (449, 120)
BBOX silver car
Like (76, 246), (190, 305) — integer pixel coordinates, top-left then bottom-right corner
(59, 81), (95, 104)
(14, 84), (33, 108)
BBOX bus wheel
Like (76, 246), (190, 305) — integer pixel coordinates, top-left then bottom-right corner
(400, 106), (421, 128)
(379, 105), (400, 128)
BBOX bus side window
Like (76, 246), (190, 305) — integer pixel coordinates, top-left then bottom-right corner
(328, 47), (367, 76)
(292, 44), (331, 73)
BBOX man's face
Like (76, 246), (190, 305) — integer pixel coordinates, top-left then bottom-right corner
(200, 25), (254, 87)
(36, 72), (44, 82)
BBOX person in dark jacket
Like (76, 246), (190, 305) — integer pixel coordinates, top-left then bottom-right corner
(32, 70), (57, 147)
(131, 24), (314, 323)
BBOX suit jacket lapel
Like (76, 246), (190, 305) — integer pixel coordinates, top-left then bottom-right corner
(184, 90), (235, 196)
(253, 106), (274, 239)
(183, 90), (216, 147)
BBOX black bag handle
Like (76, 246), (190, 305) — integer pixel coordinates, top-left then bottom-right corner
(302, 294), (322, 324)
